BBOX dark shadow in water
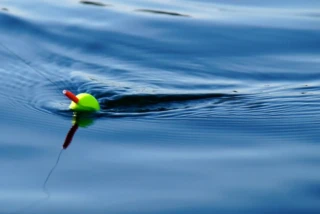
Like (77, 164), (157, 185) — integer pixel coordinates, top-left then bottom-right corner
(79, 0), (111, 7)
(1, 8), (8, 12)
(135, 9), (190, 17)
(98, 93), (238, 113)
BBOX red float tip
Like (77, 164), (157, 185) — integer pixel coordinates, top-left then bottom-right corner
(63, 90), (79, 103)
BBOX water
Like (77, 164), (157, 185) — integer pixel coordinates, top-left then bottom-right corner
(0, 0), (320, 213)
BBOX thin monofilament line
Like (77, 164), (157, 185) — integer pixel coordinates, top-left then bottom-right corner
(5, 149), (64, 214)
(43, 149), (64, 194)
(0, 42), (99, 111)
(0, 42), (67, 93)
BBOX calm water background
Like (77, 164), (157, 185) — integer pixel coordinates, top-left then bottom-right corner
(1, 0), (320, 213)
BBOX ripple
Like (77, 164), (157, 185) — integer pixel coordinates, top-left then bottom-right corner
(79, 0), (111, 7)
(135, 9), (190, 17)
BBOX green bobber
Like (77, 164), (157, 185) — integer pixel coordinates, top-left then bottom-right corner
(63, 90), (100, 112)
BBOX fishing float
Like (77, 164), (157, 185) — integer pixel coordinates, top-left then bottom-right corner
(63, 90), (100, 112)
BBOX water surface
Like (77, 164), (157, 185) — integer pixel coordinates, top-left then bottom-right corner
(0, 0), (320, 213)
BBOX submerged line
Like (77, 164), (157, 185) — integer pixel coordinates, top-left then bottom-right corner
(43, 148), (64, 195)
(6, 149), (64, 214)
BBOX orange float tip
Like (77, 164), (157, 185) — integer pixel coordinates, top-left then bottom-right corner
(63, 90), (79, 103)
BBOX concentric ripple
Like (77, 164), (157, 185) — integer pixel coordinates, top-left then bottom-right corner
(0, 1), (320, 121)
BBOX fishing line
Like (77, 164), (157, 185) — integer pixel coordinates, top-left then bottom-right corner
(43, 148), (64, 195)
(6, 149), (64, 214)
(0, 41), (69, 93)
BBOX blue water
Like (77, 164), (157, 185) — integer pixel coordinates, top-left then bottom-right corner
(1, 0), (320, 213)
